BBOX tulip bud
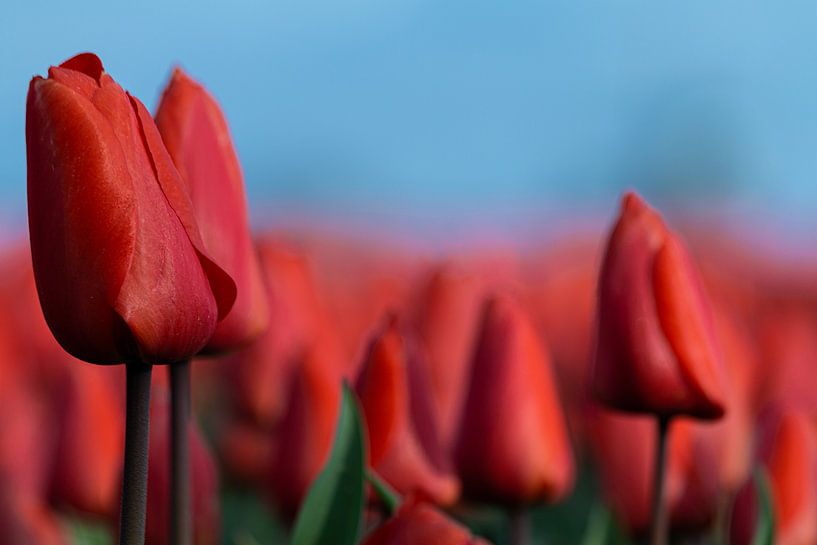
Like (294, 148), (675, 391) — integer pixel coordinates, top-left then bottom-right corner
(356, 317), (460, 506)
(592, 192), (725, 419)
(454, 294), (574, 505)
(362, 500), (491, 545)
(730, 409), (817, 545)
(268, 346), (342, 518)
(155, 68), (268, 353)
(26, 53), (235, 364)
(144, 388), (220, 545)
(411, 265), (483, 454)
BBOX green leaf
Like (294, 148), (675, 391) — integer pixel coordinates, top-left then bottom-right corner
(579, 505), (610, 545)
(366, 469), (401, 515)
(752, 469), (775, 545)
(64, 517), (114, 545)
(221, 489), (289, 545)
(290, 383), (366, 545)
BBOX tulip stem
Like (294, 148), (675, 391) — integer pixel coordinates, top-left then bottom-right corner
(649, 416), (671, 545)
(509, 508), (531, 545)
(171, 359), (192, 545)
(120, 360), (153, 545)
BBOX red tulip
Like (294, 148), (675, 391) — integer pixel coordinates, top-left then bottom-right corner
(592, 191), (725, 419)
(145, 386), (220, 545)
(268, 346), (342, 518)
(26, 53), (235, 364)
(155, 68), (267, 353)
(362, 500), (491, 545)
(410, 265), (483, 454)
(356, 317), (459, 506)
(48, 364), (124, 517)
(454, 294), (574, 505)
(730, 409), (817, 545)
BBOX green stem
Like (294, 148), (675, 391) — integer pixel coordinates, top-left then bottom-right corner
(119, 360), (153, 545)
(509, 508), (531, 545)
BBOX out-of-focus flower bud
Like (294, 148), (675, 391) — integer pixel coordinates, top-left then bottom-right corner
(592, 192), (725, 419)
(455, 294), (574, 505)
(356, 317), (459, 506)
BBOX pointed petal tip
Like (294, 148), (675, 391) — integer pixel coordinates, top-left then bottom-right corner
(57, 52), (105, 82)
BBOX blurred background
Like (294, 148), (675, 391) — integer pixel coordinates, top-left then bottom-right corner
(5, 0), (817, 248)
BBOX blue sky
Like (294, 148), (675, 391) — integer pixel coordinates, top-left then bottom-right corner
(5, 1), (817, 244)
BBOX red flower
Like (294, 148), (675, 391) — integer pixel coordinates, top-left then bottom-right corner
(410, 264), (484, 454)
(454, 294), (574, 505)
(26, 53), (235, 364)
(362, 500), (491, 545)
(155, 68), (268, 353)
(592, 192), (725, 419)
(356, 317), (460, 506)
(268, 346), (342, 518)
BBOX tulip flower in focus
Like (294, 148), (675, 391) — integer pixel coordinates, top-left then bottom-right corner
(144, 390), (220, 545)
(26, 53), (236, 365)
(592, 192), (725, 419)
(268, 346), (342, 519)
(730, 409), (817, 545)
(361, 500), (491, 545)
(356, 317), (460, 506)
(455, 294), (574, 505)
(155, 68), (267, 353)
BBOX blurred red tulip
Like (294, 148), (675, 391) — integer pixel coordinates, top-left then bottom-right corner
(145, 388), (220, 545)
(410, 265), (483, 454)
(356, 317), (459, 506)
(592, 192), (725, 419)
(268, 346), (342, 518)
(156, 68), (268, 353)
(361, 500), (491, 545)
(26, 53), (235, 364)
(49, 364), (124, 517)
(455, 294), (574, 505)
(730, 409), (817, 545)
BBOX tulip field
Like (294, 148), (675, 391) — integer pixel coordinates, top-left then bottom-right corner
(5, 52), (814, 545)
